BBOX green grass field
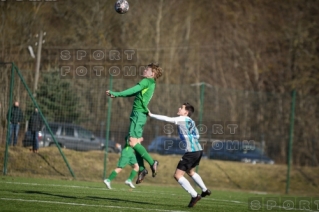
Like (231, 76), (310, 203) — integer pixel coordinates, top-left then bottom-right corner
(1, 176), (318, 212)
(1, 147), (319, 211)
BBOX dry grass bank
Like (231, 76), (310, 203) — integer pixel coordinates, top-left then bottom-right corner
(0, 146), (318, 196)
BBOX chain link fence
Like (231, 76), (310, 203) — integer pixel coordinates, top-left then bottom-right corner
(0, 63), (318, 179)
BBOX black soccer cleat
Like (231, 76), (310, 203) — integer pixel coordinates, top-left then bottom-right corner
(201, 189), (211, 197)
(188, 194), (201, 207)
(151, 160), (159, 177)
(136, 169), (148, 184)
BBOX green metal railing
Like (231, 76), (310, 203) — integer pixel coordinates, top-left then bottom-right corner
(3, 63), (75, 178)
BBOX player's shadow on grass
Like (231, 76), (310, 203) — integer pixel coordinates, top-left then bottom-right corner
(25, 191), (76, 199)
(21, 192), (161, 206)
(86, 196), (153, 205)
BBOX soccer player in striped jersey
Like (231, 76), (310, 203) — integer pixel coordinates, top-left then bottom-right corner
(149, 103), (211, 208)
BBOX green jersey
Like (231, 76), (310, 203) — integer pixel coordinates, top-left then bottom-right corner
(110, 78), (156, 113)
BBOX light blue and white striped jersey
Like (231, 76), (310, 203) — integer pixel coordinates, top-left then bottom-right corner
(150, 114), (202, 152)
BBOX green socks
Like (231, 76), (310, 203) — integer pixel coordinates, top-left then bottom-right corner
(107, 170), (118, 181)
(127, 170), (138, 181)
(136, 152), (145, 171)
(107, 170), (137, 182)
(133, 143), (154, 166)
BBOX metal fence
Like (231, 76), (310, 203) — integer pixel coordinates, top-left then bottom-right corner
(1, 63), (318, 179)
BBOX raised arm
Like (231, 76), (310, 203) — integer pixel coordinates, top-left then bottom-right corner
(108, 84), (143, 97)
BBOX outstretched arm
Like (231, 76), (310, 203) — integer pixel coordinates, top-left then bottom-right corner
(106, 84), (143, 98)
(149, 111), (178, 124)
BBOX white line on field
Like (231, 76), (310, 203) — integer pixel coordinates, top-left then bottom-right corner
(1, 181), (317, 211)
(0, 198), (187, 212)
(2, 181), (176, 195)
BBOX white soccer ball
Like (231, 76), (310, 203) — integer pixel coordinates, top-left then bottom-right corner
(114, 0), (129, 14)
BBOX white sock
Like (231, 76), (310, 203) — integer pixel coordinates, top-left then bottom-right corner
(177, 176), (198, 197)
(192, 173), (207, 191)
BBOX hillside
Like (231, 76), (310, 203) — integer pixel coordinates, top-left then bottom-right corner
(1, 146), (318, 196)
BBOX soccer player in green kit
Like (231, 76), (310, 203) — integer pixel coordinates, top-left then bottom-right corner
(103, 137), (144, 189)
(106, 63), (163, 184)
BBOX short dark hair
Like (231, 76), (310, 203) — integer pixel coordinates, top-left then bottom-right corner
(183, 102), (194, 117)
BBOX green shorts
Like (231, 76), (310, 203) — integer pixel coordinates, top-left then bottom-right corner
(117, 146), (137, 168)
(128, 111), (147, 139)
